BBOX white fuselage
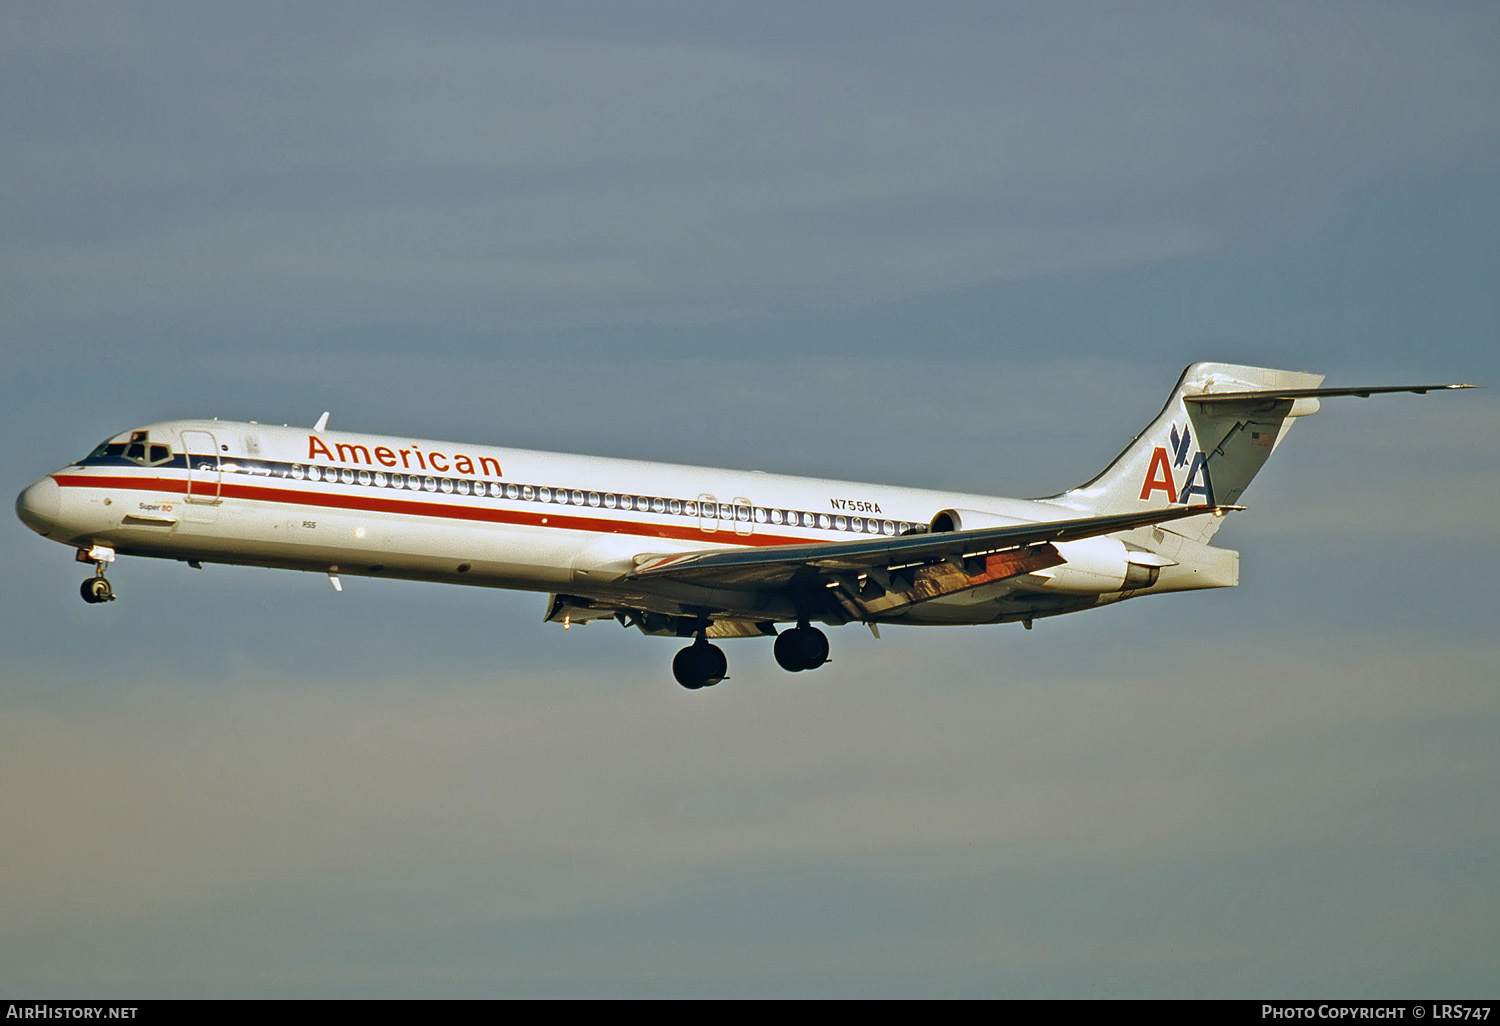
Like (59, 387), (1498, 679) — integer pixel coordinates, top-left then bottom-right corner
(16, 418), (1232, 629)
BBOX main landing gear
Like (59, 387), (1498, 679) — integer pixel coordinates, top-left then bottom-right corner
(773, 624), (828, 673)
(673, 635), (728, 690)
(673, 623), (831, 690)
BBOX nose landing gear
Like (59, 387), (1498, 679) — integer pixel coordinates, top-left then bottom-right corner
(77, 545), (117, 604)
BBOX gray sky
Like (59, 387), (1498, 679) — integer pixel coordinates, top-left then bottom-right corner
(2, 1), (1497, 998)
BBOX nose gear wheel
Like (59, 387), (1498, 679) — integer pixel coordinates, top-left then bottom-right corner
(81, 575), (114, 604)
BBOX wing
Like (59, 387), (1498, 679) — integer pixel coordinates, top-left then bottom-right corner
(628, 504), (1230, 620)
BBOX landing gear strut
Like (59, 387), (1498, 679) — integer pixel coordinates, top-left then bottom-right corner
(774, 623), (829, 672)
(673, 635), (728, 690)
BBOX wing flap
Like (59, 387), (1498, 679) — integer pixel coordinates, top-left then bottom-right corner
(630, 504), (1228, 591)
(823, 543), (1067, 620)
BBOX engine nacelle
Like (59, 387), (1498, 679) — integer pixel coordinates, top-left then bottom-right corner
(1030, 537), (1164, 594)
(929, 508), (1026, 533)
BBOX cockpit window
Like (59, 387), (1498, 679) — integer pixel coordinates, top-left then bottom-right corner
(88, 441), (128, 460)
(86, 430), (173, 467)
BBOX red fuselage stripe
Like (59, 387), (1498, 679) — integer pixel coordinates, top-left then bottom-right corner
(53, 473), (817, 548)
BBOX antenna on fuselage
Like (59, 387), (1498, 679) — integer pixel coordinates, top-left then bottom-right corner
(313, 411), (330, 433)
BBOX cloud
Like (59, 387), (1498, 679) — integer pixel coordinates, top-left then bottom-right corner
(1, 623), (1495, 994)
(3, 3), (1497, 343)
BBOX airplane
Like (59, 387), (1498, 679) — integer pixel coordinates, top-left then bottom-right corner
(15, 362), (1473, 689)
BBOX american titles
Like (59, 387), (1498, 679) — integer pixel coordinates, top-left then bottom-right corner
(307, 435), (501, 478)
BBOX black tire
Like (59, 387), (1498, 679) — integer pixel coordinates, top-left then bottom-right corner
(774, 629), (808, 672)
(701, 643), (727, 683)
(673, 642), (727, 689)
(801, 627), (829, 669)
(672, 652), (705, 689)
(774, 627), (829, 672)
(80, 577), (113, 604)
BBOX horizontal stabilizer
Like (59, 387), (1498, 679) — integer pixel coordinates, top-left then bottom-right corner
(1186, 383), (1475, 406)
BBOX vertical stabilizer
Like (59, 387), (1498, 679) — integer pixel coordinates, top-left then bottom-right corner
(1052, 362), (1324, 543)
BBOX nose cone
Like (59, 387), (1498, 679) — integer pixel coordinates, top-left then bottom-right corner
(16, 476), (61, 536)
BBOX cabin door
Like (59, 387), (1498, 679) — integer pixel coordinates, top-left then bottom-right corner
(181, 429), (222, 522)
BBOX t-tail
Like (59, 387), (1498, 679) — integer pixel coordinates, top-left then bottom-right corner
(1053, 362), (1473, 545)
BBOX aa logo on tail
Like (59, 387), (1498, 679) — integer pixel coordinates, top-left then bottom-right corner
(1140, 424), (1214, 504)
